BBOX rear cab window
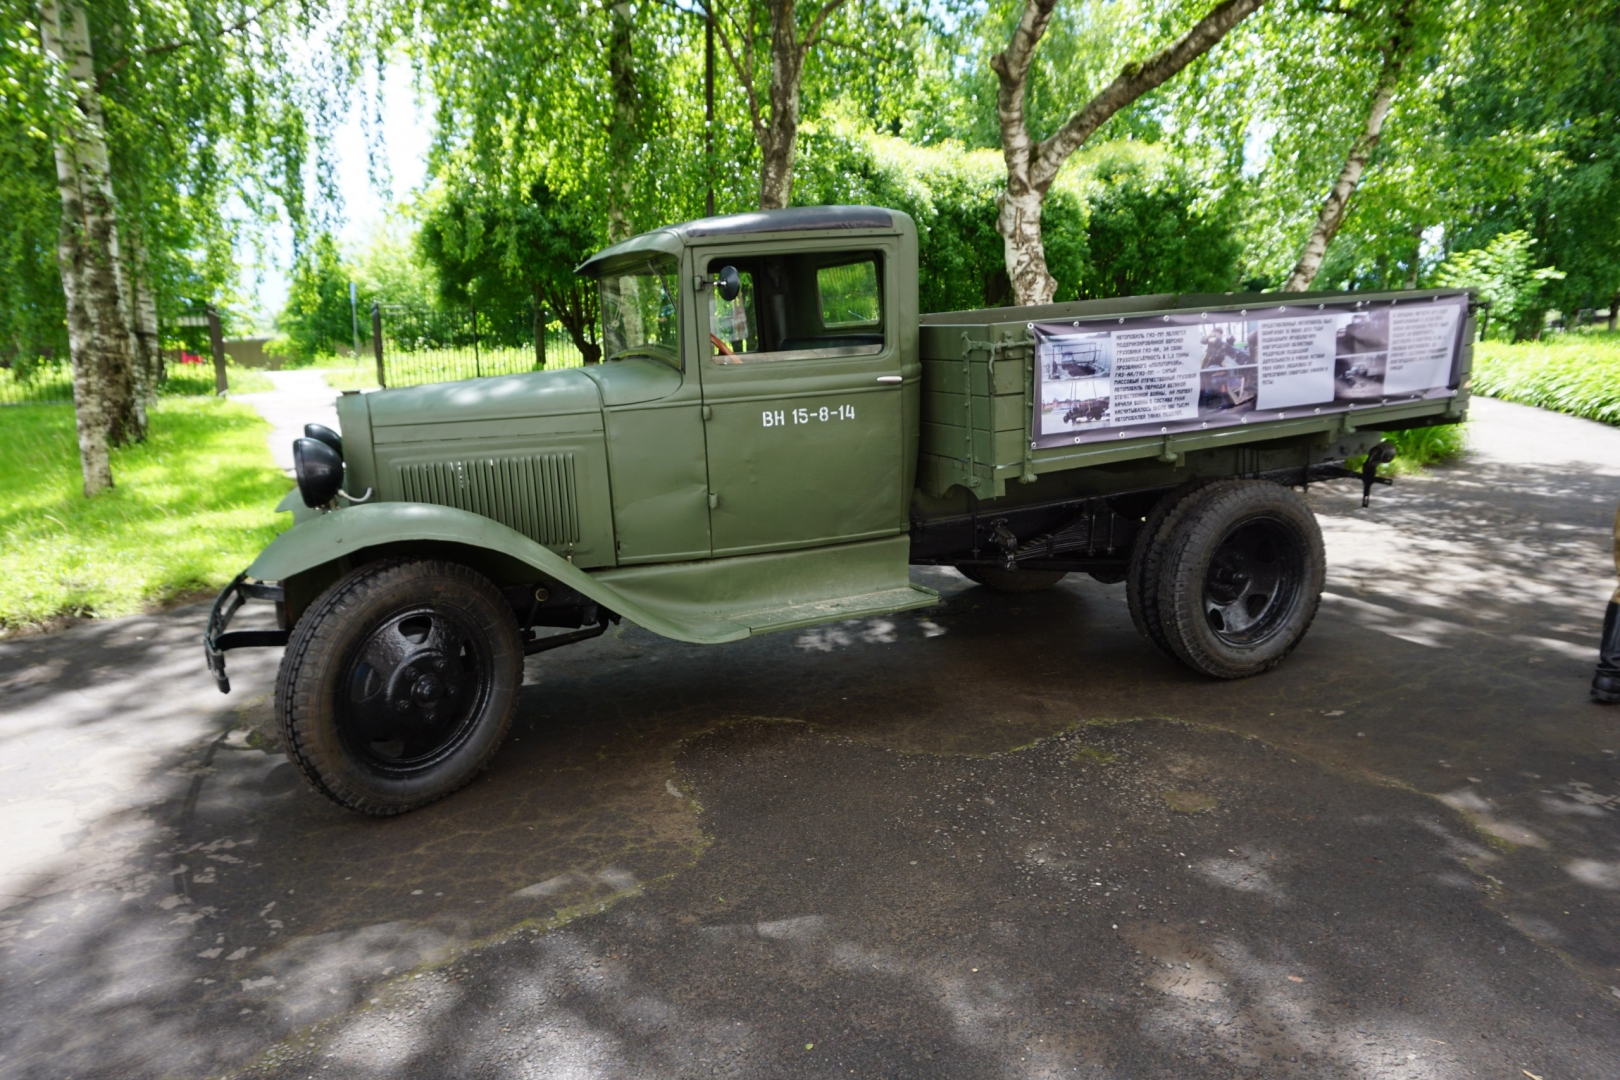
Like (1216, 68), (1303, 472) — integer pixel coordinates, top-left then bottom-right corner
(708, 251), (884, 364)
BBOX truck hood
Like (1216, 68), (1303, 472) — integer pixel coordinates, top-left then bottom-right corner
(579, 356), (682, 406)
(367, 369), (602, 429)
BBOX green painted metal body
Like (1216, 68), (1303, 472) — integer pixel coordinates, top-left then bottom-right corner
(249, 207), (1471, 644)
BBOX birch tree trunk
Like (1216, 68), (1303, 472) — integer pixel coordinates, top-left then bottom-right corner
(993, 0), (1266, 305)
(128, 243), (160, 426)
(756, 0), (803, 210)
(708, 0), (846, 211)
(39, 0), (142, 494)
(606, 0), (638, 243)
(1282, 0), (1417, 292)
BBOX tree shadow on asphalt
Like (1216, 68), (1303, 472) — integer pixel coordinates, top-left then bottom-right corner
(261, 719), (1620, 1079)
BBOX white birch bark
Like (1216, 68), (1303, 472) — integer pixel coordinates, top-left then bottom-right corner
(131, 255), (161, 411)
(1283, 1), (1417, 292)
(40, 0), (142, 493)
(993, 0), (1267, 305)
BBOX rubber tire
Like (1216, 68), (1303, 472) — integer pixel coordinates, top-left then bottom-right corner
(956, 565), (1069, 593)
(276, 559), (523, 815)
(1126, 479), (1243, 658)
(1155, 481), (1325, 680)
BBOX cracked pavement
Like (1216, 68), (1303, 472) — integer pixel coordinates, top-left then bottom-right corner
(1, 396), (1618, 1079)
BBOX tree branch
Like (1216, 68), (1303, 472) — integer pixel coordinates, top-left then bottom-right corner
(96, 0), (284, 90)
(989, 0), (1059, 191)
(1031, 0), (1267, 191)
(699, 0), (766, 141)
(799, 0), (849, 53)
(1282, 0), (1418, 290)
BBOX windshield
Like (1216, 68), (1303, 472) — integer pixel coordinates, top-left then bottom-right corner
(600, 258), (680, 364)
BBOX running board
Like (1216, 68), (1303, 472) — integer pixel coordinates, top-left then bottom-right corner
(590, 534), (939, 643)
(736, 584), (939, 635)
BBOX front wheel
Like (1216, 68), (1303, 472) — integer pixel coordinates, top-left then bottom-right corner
(276, 559), (523, 815)
(1155, 481), (1325, 679)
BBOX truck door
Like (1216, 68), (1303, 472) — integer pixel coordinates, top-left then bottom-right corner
(696, 246), (906, 557)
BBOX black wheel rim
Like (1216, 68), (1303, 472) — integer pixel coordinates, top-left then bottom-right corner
(336, 604), (494, 776)
(1200, 516), (1303, 646)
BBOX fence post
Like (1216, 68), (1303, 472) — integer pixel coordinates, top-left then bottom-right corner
(472, 306), (481, 378)
(534, 298), (546, 370)
(372, 302), (386, 389)
(207, 305), (226, 394)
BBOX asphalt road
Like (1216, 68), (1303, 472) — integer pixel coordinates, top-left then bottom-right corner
(2, 396), (1618, 1079)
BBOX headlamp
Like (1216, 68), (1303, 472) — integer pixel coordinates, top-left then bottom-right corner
(293, 436), (343, 508)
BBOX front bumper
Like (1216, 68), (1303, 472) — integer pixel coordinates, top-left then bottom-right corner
(203, 572), (290, 693)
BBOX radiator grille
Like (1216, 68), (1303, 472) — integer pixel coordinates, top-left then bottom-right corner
(397, 454), (580, 545)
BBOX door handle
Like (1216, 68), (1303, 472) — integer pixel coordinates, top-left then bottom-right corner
(876, 375), (903, 384)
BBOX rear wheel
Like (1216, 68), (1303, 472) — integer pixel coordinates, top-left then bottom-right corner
(1155, 481), (1325, 679)
(955, 565), (1069, 593)
(276, 559), (523, 814)
(1126, 480), (1240, 657)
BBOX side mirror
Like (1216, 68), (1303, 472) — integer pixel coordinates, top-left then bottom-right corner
(716, 265), (741, 302)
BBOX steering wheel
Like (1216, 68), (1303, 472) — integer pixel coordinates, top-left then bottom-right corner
(709, 333), (736, 358)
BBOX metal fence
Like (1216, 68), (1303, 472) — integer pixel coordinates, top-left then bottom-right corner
(1, 307), (232, 407)
(0, 302), (593, 405)
(372, 302), (588, 389)
(0, 359), (73, 406)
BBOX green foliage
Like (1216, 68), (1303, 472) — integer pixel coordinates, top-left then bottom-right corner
(320, 334), (589, 392)
(1383, 423), (1466, 472)
(792, 127), (1241, 308)
(1074, 147), (1241, 298)
(415, 177), (603, 361)
(279, 234), (362, 362)
(0, 398), (291, 631)
(1471, 331), (1620, 426)
(791, 127), (1045, 311)
(0, 357), (273, 403)
(1, 0), (346, 367)
(1435, 231), (1564, 342)
(349, 215), (440, 309)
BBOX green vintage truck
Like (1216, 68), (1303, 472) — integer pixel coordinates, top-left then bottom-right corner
(205, 206), (1474, 814)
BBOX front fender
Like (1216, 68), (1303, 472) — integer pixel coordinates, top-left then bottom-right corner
(247, 502), (749, 644)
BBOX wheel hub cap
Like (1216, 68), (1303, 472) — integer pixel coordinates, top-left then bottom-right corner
(338, 607), (492, 773)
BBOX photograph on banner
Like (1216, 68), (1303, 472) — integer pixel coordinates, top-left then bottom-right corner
(1038, 330), (1113, 434)
(1334, 309), (1389, 402)
(1031, 292), (1469, 450)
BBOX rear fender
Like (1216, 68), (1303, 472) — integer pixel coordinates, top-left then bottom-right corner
(248, 502), (745, 644)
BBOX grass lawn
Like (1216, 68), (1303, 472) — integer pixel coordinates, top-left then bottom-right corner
(0, 359), (275, 404)
(1472, 330), (1620, 426)
(0, 398), (291, 634)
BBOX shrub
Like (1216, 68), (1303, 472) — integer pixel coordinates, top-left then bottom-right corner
(1471, 331), (1620, 425)
(1435, 231), (1565, 342)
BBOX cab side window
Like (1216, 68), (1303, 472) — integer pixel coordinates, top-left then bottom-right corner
(817, 260), (880, 329)
(708, 251), (884, 364)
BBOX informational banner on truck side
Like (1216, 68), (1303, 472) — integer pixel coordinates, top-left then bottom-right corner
(1030, 291), (1470, 450)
